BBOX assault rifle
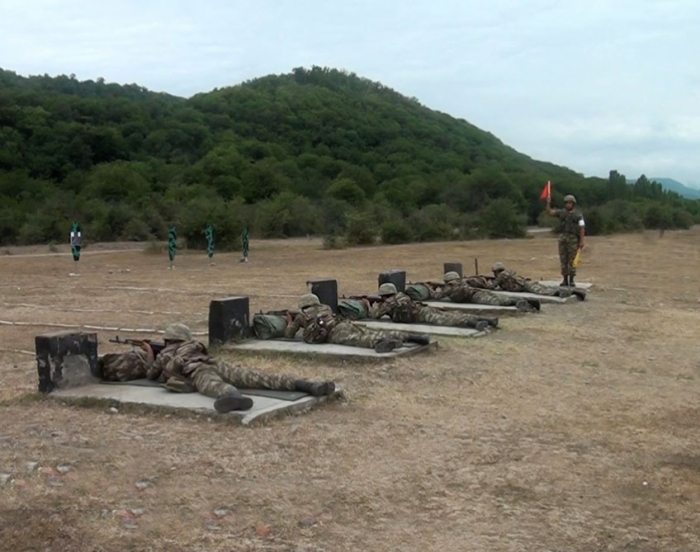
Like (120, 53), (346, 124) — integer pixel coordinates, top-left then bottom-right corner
(348, 294), (384, 304)
(109, 336), (166, 357)
(264, 309), (301, 318)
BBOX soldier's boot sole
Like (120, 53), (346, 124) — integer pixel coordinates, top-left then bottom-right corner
(296, 381), (336, 396)
(572, 289), (587, 301)
(474, 321), (489, 332)
(481, 316), (499, 327)
(214, 393), (254, 413)
(406, 332), (431, 346)
(374, 339), (403, 354)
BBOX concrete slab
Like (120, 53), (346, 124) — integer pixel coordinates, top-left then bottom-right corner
(423, 301), (519, 313)
(489, 290), (573, 304)
(540, 281), (594, 290)
(52, 383), (338, 425)
(355, 320), (485, 338)
(225, 339), (432, 359)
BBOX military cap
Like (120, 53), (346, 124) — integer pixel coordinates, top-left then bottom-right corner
(299, 293), (321, 309)
(378, 283), (398, 296)
(163, 323), (192, 342)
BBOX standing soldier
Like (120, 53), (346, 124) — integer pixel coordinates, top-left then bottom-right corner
(167, 226), (177, 270)
(240, 226), (250, 263)
(69, 222), (82, 271)
(545, 194), (585, 286)
(205, 224), (215, 266)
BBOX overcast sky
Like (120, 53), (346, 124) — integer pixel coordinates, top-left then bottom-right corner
(1, 0), (699, 186)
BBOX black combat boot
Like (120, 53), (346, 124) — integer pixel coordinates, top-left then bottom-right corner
(557, 288), (572, 299)
(515, 299), (539, 313)
(374, 338), (403, 354)
(295, 380), (336, 396)
(560, 275), (569, 287)
(474, 320), (489, 332)
(406, 333), (430, 346)
(214, 389), (254, 413)
(480, 316), (499, 328)
(569, 276), (576, 287)
(571, 288), (587, 301)
(527, 298), (541, 311)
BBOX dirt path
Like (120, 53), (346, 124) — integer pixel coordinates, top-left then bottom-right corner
(1, 230), (699, 551)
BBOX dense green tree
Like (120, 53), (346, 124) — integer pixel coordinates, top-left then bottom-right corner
(0, 66), (697, 247)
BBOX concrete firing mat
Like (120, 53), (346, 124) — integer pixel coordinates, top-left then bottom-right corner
(489, 290), (572, 303)
(423, 301), (518, 313)
(355, 319), (484, 338)
(100, 379), (307, 401)
(52, 384), (335, 425)
(539, 281), (594, 290)
(225, 339), (430, 359)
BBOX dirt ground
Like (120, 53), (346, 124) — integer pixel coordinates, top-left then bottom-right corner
(1, 229), (699, 552)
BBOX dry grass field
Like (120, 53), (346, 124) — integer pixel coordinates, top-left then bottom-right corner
(1, 229), (699, 552)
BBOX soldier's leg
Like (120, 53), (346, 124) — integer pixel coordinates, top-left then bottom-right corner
(558, 239), (569, 284)
(523, 281), (560, 296)
(471, 290), (516, 306)
(215, 360), (335, 397)
(192, 364), (254, 413)
(329, 323), (404, 353)
(567, 237), (579, 279)
(418, 307), (486, 330)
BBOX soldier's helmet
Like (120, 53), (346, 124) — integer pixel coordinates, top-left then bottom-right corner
(299, 293), (321, 309)
(163, 323), (192, 342)
(492, 262), (505, 273)
(378, 283), (398, 296)
(444, 271), (461, 283)
(564, 194), (577, 204)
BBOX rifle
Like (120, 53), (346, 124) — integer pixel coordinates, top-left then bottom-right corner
(109, 336), (166, 357)
(348, 295), (384, 304)
(264, 309), (301, 318)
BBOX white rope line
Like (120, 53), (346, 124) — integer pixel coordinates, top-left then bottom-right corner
(1, 303), (200, 317)
(0, 347), (35, 356)
(0, 320), (207, 336)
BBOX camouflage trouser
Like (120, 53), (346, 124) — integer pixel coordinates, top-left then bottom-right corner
(192, 361), (299, 399)
(416, 306), (481, 328)
(99, 351), (149, 382)
(469, 290), (518, 306)
(329, 321), (407, 349)
(558, 235), (579, 277)
(522, 281), (562, 297)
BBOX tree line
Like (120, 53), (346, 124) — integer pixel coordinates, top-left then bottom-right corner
(0, 66), (697, 249)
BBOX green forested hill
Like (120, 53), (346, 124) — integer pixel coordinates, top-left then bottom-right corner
(0, 66), (697, 247)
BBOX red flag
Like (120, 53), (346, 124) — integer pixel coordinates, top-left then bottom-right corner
(539, 181), (551, 200)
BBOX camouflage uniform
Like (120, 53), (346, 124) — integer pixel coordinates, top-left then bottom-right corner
(284, 304), (334, 338)
(432, 280), (519, 307)
(99, 349), (150, 382)
(494, 269), (567, 297)
(303, 316), (410, 348)
(552, 208), (584, 278)
(147, 340), (299, 398)
(369, 292), (485, 329)
(463, 276), (496, 290)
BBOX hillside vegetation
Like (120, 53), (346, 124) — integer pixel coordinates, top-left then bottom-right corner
(1, 66), (698, 248)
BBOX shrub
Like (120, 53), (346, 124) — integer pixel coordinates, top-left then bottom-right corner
(479, 199), (527, 239)
(407, 204), (458, 242)
(381, 219), (414, 244)
(345, 211), (377, 245)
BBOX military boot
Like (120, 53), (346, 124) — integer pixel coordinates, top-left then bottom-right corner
(374, 338), (403, 354)
(480, 316), (499, 328)
(295, 380), (336, 396)
(557, 289), (572, 299)
(214, 389), (254, 413)
(515, 299), (538, 313)
(560, 276), (570, 287)
(474, 320), (489, 332)
(571, 288), (587, 301)
(569, 276), (576, 286)
(406, 333), (430, 346)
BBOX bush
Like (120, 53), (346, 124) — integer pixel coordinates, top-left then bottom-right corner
(345, 211), (377, 245)
(322, 233), (347, 250)
(381, 219), (414, 244)
(407, 204), (459, 242)
(479, 199), (526, 239)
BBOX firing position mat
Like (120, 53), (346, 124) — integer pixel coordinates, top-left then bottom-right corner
(225, 339), (433, 359)
(52, 380), (338, 425)
(355, 319), (485, 338)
